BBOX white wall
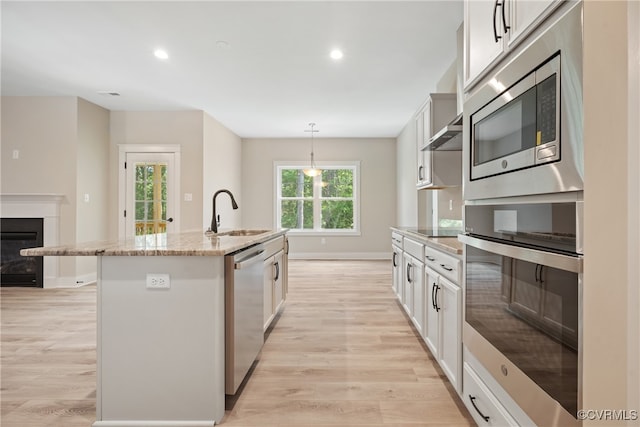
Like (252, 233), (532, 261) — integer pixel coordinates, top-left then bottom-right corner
(76, 98), (110, 281)
(1, 96), (111, 284)
(203, 113), (242, 231)
(395, 119), (419, 227)
(1, 98), (78, 260)
(582, 1), (631, 421)
(242, 137), (396, 258)
(108, 111), (205, 236)
(628, 0), (640, 419)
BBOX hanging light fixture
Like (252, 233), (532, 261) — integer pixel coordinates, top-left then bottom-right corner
(303, 122), (321, 177)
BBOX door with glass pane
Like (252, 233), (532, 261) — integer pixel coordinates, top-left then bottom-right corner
(125, 153), (177, 239)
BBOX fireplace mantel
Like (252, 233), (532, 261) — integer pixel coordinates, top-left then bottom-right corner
(1, 193), (66, 288)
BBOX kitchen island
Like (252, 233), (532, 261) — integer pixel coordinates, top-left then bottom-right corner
(21, 229), (287, 427)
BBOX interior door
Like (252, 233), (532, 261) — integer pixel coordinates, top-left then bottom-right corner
(125, 152), (178, 239)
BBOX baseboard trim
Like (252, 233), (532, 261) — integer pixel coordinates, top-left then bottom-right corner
(93, 421), (215, 427)
(53, 272), (97, 288)
(289, 252), (391, 260)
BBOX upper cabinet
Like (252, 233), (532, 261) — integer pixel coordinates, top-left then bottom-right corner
(464, 0), (560, 89)
(415, 94), (461, 189)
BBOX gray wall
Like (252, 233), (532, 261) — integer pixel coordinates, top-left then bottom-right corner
(109, 111), (205, 236)
(203, 113), (242, 231)
(1, 96), (110, 283)
(76, 98), (110, 277)
(582, 0), (636, 415)
(395, 120), (418, 227)
(242, 137), (396, 258)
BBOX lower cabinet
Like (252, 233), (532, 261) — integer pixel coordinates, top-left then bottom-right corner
(407, 254), (425, 336)
(392, 244), (403, 301)
(263, 237), (286, 331)
(438, 276), (461, 391)
(463, 363), (519, 426)
(424, 268), (440, 355)
(425, 268), (462, 392)
(390, 231), (462, 394)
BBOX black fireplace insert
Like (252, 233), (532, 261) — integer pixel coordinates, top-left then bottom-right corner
(1, 218), (44, 287)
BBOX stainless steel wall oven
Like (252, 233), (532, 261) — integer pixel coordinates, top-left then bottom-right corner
(461, 199), (582, 425)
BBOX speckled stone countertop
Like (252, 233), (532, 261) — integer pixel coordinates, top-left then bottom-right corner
(20, 229), (287, 257)
(391, 227), (464, 255)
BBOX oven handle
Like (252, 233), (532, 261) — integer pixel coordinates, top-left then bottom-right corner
(459, 234), (583, 273)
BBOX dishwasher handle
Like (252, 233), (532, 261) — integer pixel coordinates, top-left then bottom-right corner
(234, 250), (265, 270)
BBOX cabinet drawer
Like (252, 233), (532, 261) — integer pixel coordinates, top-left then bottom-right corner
(391, 232), (403, 248)
(425, 246), (460, 283)
(463, 363), (518, 427)
(403, 238), (424, 260)
(263, 236), (284, 259)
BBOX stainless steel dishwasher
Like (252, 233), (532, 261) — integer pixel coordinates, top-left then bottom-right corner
(224, 243), (265, 395)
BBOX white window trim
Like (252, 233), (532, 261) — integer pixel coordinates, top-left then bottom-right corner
(274, 160), (361, 236)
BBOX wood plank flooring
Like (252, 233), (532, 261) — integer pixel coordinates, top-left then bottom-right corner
(1, 260), (473, 426)
(1, 285), (96, 426)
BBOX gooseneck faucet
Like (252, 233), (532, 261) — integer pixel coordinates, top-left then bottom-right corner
(211, 189), (239, 233)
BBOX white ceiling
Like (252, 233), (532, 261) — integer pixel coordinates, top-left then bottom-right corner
(1, 1), (463, 138)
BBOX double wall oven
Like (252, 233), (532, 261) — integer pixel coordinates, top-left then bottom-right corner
(461, 3), (583, 426)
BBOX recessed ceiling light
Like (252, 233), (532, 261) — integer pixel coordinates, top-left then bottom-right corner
(330, 49), (344, 60)
(216, 40), (231, 50)
(154, 48), (169, 60)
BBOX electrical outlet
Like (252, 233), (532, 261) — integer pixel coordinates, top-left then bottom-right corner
(146, 273), (170, 289)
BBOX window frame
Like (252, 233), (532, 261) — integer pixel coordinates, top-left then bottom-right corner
(274, 161), (361, 236)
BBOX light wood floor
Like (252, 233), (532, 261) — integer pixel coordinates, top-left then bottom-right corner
(1, 260), (473, 426)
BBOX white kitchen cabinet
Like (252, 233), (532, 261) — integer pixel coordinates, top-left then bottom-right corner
(410, 256), (425, 336)
(391, 233), (403, 301)
(402, 238), (426, 336)
(463, 347), (536, 426)
(438, 275), (462, 391)
(424, 268), (440, 356)
(507, 0), (559, 48)
(424, 246), (462, 392)
(273, 250), (285, 313)
(464, 0), (560, 89)
(402, 254), (414, 317)
(263, 236), (286, 331)
(263, 256), (275, 331)
(403, 252), (426, 337)
(463, 362), (519, 426)
(415, 94), (461, 189)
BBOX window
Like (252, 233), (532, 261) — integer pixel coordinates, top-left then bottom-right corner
(134, 162), (168, 236)
(275, 162), (360, 234)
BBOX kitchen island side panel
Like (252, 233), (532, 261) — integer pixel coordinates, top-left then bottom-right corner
(96, 256), (225, 425)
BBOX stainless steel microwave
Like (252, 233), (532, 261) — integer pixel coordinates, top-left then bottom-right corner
(463, 3), (583, 201)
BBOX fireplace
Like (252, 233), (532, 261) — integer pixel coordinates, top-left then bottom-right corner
(1, 218), (44, 287)
(1, 194), (64, 288)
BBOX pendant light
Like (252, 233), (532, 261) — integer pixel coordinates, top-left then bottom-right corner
(303, 122), (321, 177)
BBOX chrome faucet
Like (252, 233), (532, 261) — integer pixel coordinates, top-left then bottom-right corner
(210, 189), (238, 233)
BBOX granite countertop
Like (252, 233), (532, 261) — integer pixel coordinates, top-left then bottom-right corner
(20, 229), (287, 257)
(391, 226), (464, 255)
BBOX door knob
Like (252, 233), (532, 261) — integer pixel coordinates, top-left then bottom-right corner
(167, 217), (174, 223)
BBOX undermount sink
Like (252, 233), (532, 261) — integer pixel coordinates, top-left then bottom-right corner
(207, 229), (271, 237)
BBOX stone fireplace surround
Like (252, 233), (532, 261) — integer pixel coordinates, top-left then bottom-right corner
(1, 194), (65, 288)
